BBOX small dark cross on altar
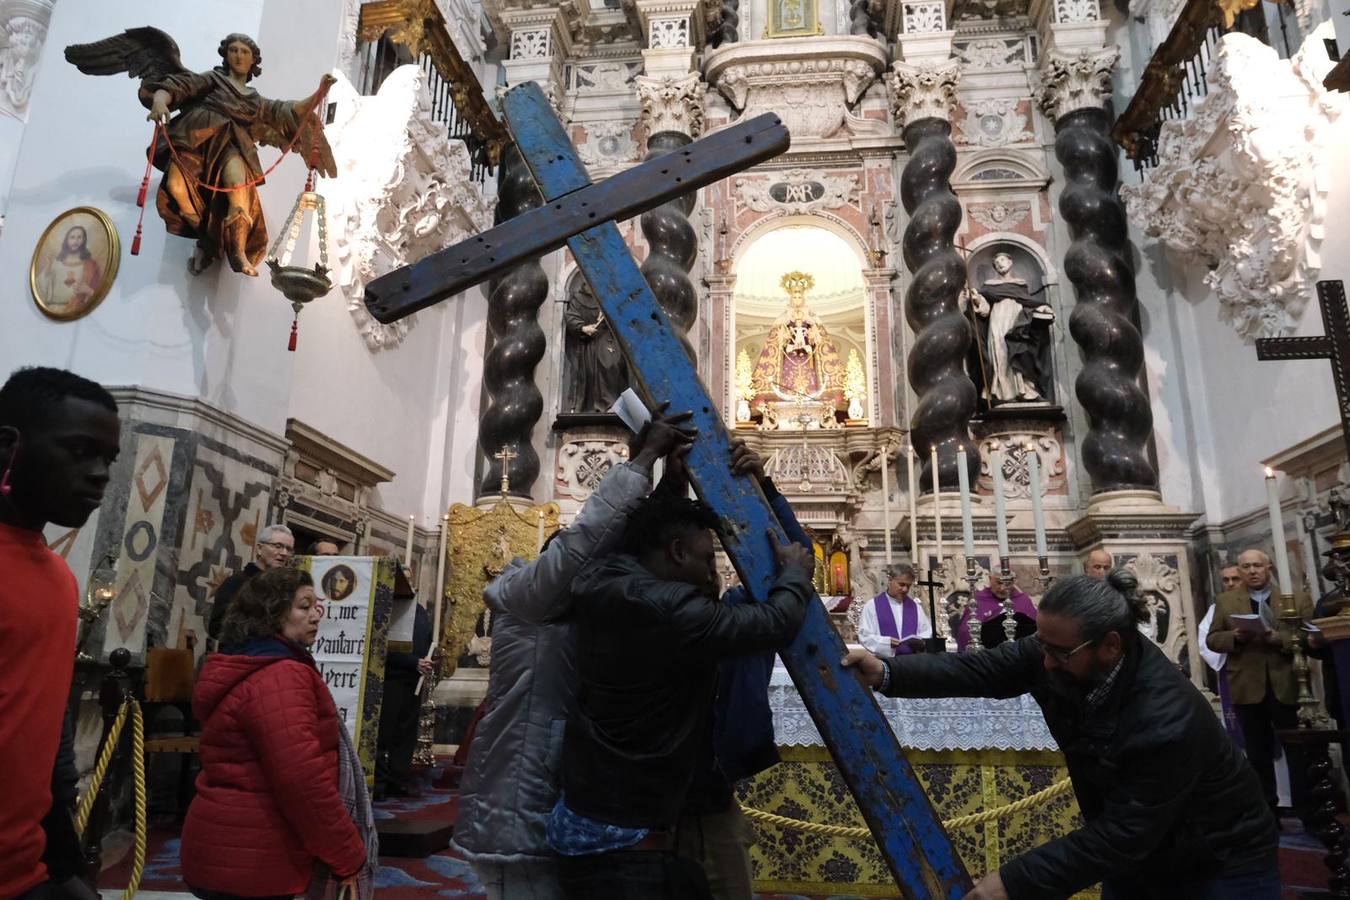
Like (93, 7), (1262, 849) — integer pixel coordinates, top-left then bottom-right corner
(1256, 280), (1350, 462)
(493, 445), (517, 496)
(914, 566), (948, 654)
(364, 82), (970, 896)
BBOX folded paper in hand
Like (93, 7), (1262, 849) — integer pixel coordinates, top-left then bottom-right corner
(610, 388), (652, 434)
(1231, 613), (1267, 633)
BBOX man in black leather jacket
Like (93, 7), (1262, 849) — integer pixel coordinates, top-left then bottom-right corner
(845, 571), (1279, 900)
(548, 465), (815, 899)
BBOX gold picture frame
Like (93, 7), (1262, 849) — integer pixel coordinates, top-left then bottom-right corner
(766, 0), (823, 37)
(30, 206), (120, 321)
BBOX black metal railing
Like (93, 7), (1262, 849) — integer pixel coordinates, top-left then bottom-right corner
(1113, 0), (1292, 171)
(355, 0), (508, 184)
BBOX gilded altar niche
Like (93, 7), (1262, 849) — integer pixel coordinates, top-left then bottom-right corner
(732, 224), (873, 431)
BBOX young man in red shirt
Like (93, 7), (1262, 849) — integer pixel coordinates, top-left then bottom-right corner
(0, 367), (120, 899)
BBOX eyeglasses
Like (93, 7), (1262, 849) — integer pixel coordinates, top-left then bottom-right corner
(259, 541), (294, 553)
(1032, 634), (1095, 664)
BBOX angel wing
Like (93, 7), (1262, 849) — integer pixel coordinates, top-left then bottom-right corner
(64, 26), (187, 81)
(251, 112), (338, 180)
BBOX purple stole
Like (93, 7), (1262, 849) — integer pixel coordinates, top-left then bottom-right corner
(874, 593), (919, 655)
(1218, 670), (1244, 748)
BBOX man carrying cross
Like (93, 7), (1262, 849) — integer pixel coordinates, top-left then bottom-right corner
(858, 564), (933, 657)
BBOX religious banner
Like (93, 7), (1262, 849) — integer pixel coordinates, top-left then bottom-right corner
(297, 554), (397, 781)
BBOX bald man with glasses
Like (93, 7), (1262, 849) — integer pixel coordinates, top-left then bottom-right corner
(1207, 549), (1314, 818)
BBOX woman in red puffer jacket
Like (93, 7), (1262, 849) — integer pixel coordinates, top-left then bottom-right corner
(182, 567), (367, 899)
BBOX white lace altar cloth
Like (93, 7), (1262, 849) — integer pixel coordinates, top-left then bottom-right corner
(768, 666), (1059, 751)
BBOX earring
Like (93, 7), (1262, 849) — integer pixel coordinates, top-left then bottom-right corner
(0, 429), (19, 497)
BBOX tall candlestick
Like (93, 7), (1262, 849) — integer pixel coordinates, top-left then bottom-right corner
(1265, 467), (1295, 596)
(930, 446), (943, 569)
(537, 509), (546, 553)
(907, 445), (919, 569)
(432, 513), (449, 639)
(957, 445), (975, 560)
(991, 448), (1010, 564)
(881, 443), (893, 565)
(1027, 445), (1047, 558)
(403, 515), (415, 566)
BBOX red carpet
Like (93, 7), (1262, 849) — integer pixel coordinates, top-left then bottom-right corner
(98, 769), (1335, 899)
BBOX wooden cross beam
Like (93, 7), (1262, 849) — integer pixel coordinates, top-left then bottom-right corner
(1255, 280), (1350, 463)
(913, 566), (948, 654)
(368, 82), (971, 897)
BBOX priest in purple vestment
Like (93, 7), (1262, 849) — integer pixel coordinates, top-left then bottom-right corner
(857, 565), (932, 657)
(956, 568), (1038, 651)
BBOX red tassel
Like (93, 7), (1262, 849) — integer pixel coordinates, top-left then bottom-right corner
(130, 225), (142, 256)
(136, 174), (150, 208)
(288, 318), (298, 352)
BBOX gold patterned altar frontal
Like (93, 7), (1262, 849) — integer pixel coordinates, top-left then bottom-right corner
(741, 747), (1098, 898)
(443, 497), (559, 676)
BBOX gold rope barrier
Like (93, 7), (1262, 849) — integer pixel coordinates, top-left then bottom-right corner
(739, 775), (1075, 838)
(74, 698), (148, 900)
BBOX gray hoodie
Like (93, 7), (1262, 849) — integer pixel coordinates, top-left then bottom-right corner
(450, 460), (652, 862)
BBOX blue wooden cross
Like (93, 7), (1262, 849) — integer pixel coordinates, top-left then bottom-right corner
(368, 81), (972, 898)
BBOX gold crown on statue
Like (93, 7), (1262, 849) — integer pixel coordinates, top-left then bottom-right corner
(780, 271), (815, 300)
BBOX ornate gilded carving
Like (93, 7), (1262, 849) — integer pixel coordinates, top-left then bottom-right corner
(442, 498), (559, 678)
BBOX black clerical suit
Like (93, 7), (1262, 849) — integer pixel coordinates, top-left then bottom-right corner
(376, 603), (433, 796)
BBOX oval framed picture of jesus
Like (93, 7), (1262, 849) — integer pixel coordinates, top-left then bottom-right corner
(29, 206), (120, 321)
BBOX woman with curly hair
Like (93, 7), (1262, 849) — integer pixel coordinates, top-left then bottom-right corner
(181, 567), (375, 899)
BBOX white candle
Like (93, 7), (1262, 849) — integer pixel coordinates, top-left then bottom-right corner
(907, 445), (919, 569)
(403, 515), (415, 566)
(930, 446), (943, 568)
(991, 448), (1010, 562)
(881, 443), (893, 565)
(1028, 445), (1047, 558)
(957, 445), (975, 560)
(432, 513), (449, 639)
(1265, 467), (1295, 596)
(537, 509), (546, 553)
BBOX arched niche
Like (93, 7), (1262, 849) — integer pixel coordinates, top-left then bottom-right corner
(730, 219), (875, 430)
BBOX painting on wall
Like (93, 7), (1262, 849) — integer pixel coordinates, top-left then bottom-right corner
(29, 206), (120, 320)
(767, 0), (822, 37)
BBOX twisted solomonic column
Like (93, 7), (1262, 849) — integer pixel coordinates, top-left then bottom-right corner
(889, 60), (978, 491)
(1039, 48), (1158, 493)
(477, 143), (548, 498)
(636, 74), (706, 358)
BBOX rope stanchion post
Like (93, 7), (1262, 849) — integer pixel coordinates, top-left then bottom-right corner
(78, 648), (134, 875)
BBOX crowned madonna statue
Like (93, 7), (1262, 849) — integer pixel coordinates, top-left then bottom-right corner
(749, 272), (847, 430)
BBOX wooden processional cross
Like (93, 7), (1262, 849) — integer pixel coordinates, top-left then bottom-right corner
(1255, 280), (1350, 463)
(365, 82), (971, 896)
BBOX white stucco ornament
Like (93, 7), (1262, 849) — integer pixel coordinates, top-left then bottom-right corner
(1120, 27), (1345, 341)
(325, 67), (494, 352)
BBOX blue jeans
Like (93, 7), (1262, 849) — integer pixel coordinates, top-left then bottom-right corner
(1101, 865), (1282, 900)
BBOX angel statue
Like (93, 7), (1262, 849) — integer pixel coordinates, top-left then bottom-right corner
(65, 28), (337, 276)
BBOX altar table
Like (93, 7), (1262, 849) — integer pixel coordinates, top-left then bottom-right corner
(740, 668), (1095, 897)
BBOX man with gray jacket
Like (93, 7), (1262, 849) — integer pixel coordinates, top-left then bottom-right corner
(452, 407), (696, 898)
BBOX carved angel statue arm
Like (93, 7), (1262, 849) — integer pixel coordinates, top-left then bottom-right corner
(248, 74), (339, 179)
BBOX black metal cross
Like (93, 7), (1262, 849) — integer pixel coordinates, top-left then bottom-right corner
(914, 567), (947, 654)
(1256, 280), (1350, 462)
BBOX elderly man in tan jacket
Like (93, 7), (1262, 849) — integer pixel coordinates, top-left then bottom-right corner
(1206, 548), (1313, 817)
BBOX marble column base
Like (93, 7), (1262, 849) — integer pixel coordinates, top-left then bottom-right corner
(1067, 490), (1202, 686)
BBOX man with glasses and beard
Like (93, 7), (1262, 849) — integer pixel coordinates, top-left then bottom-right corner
(844, 571), (1278, 900)
(207, 523), (295, 649)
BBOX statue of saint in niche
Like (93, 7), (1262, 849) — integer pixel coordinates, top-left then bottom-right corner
(750, 271), (846, 410)
(562, 276), (628, 414)
(965, 250), (1055, 404)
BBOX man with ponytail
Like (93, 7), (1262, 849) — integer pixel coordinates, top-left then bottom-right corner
(844, 570), (1279, 900)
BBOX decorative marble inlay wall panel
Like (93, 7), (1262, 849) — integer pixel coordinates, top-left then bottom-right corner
(554, 430), (631, 501)
(101, 434), (176, 657)
(955, 99), (1035, 148)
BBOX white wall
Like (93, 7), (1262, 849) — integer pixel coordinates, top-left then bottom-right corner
(0, 0), (495, 526)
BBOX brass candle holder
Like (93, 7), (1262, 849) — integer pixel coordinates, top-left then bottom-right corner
(999, 561), (1017, 645)
(964, 556), (983, 652)
(1278, 591), (1329, 730)
(75, 557), (117, 662)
